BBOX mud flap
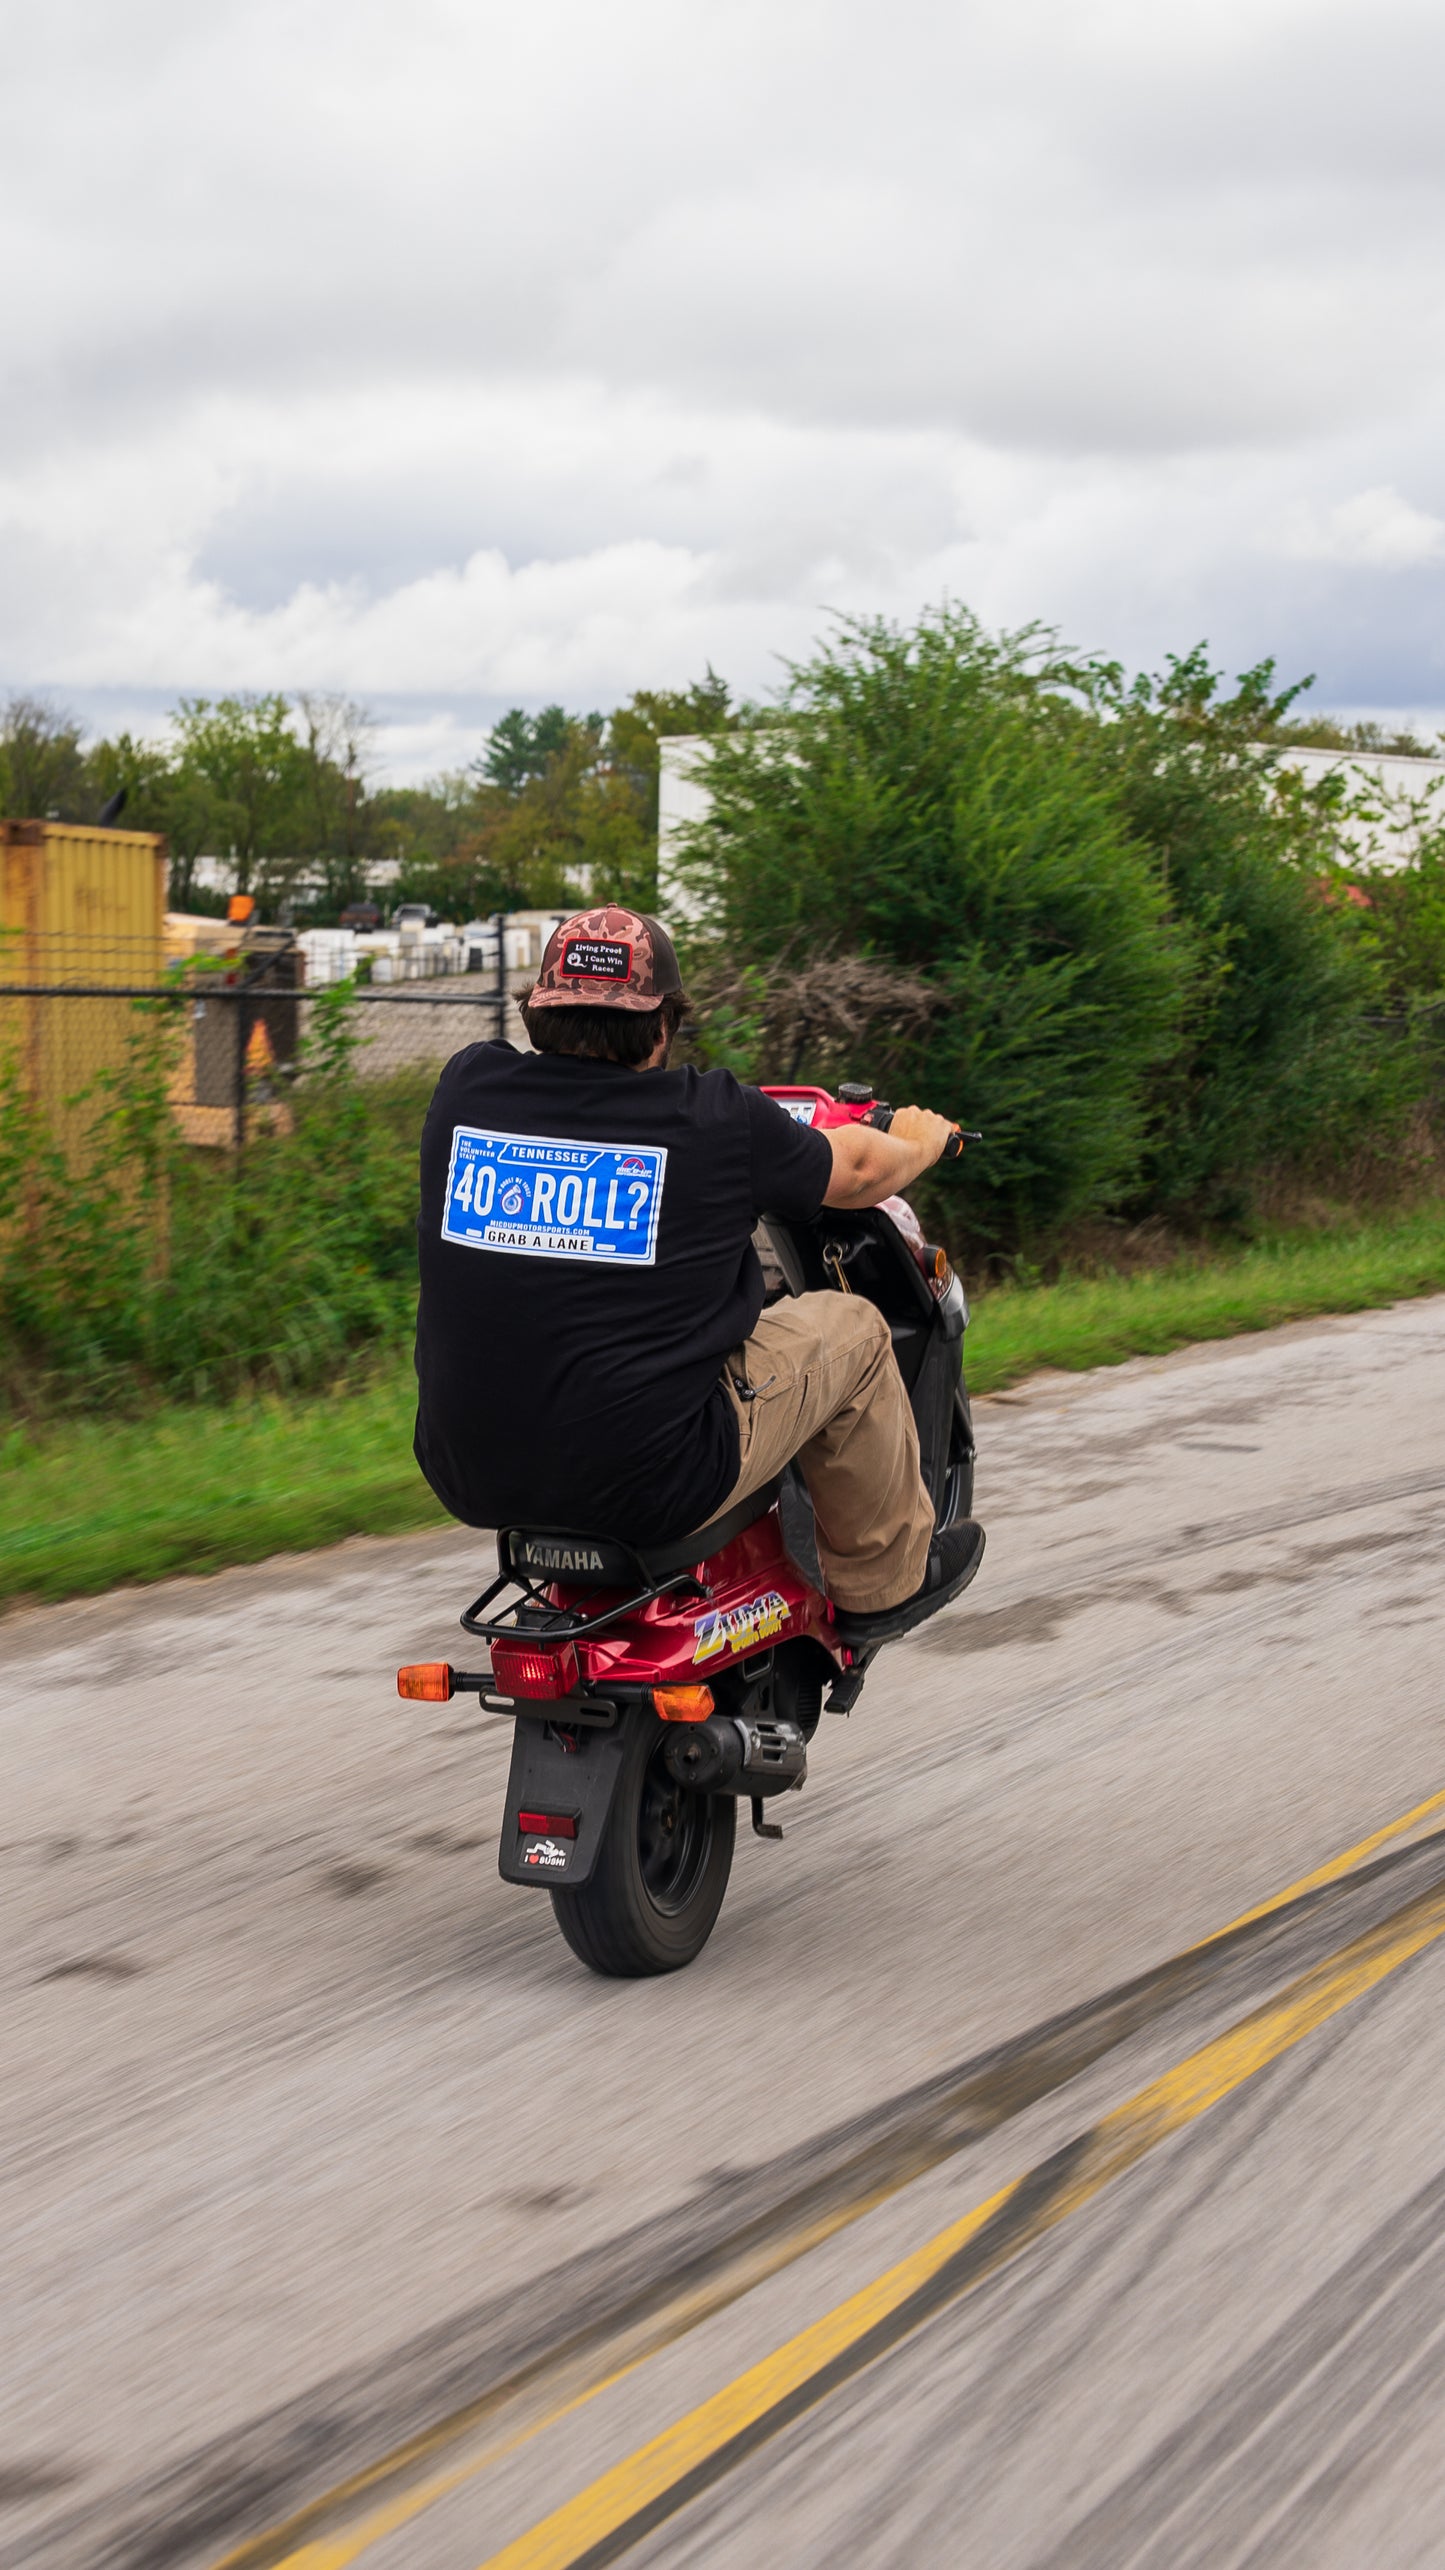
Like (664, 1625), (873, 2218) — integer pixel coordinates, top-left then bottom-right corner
(498, 1713), (633, 1889)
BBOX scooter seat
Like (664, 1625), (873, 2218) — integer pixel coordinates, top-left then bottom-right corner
(635, 1477), (784, 1581)
(498, 1477), (783, 1591)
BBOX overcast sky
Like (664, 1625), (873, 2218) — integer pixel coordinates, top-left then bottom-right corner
(4, 0), (1445, 778)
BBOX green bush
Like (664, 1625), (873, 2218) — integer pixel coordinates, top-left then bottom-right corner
(0, 987), (423, 1411)
(1085, 650), (1419, 1217)
(679, 609), (1192, 1247)
(679, 615), (1425, 1248)
(1348, 766), (1445, 1028)
(1362, 847), (1445, 1003)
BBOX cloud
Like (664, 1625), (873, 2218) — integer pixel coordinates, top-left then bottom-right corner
(1278, 486), (1445, 570)
(3, 0), (1445, 767)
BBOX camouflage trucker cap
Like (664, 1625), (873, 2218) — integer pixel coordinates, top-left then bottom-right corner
(527, 906), (683, 1013)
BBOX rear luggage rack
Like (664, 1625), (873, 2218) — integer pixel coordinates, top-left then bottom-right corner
(461, 1484), (785, 1647)
(458, 1559), (708, 1646)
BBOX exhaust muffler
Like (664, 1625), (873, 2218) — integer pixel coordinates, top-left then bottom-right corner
(661, 1713), (808, 1797)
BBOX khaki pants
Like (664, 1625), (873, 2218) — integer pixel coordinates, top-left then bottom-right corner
(709, 1292), (936, 1612)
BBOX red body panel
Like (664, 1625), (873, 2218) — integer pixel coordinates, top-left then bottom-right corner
(552, 1515), (846, 1688)
(756, 1083), (868, 1133)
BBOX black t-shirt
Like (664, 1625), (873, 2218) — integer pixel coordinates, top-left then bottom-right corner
(413, 1041), (833, 1544)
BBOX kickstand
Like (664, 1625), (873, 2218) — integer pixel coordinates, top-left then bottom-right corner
(750, 1796), (783, 1842)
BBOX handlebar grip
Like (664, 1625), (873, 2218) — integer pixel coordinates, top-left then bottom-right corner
(863, 1105), (978, 1161)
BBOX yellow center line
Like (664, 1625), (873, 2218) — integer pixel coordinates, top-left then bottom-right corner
(476, 1874), (1445, 2570)
(220, 2212), (856, 2570)
(224, 1779), (1445, 2570)
(1206, 1783), (1445, 1940)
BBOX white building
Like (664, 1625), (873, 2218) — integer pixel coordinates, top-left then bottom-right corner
(658, 736), (719, 920)
(659, 732), (1445, 898)
(1272, 745), (1445, 869)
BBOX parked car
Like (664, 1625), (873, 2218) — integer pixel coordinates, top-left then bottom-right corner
(338, 901), (381, 931)
(391, 902), (438, 931)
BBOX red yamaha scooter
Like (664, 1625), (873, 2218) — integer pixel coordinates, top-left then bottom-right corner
(397, 1081), (981, 1976)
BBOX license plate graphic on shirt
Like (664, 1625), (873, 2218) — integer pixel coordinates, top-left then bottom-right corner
(441, 1127), (666, 1264)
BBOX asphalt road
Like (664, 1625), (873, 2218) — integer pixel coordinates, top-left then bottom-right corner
(6, 1295), (1445, 2568)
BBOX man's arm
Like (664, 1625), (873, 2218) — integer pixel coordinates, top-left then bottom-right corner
(822, 1106), (958, 1208)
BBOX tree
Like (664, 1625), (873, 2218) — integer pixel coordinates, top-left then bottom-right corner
(167, 695), (311, 904)
(394, 685), (734, 920)
(293, 694), (377, 917)
(373, 772), (486, 898)
(0, 697), (91, 820)
(1354, 833), (1445, 1003)
(607, 670), (733, 833)
(1083, 648), (1412, 1216)
(679, 610), (1192, 1248)
(458, 718), (650, 913)
(481, 704), (591, 794)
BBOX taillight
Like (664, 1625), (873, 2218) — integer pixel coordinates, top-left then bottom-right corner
(518, 1811), (577, 1839)
(397, 1663), (453, 1701)
(652, 1684), (715, 1722)
(490, 1637), (580, 1700)
(912, 1241), (955, 1300)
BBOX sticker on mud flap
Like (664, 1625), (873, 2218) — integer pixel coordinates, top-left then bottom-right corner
(693, 1590), (790, 1664)
(521, 1836), (570, 1871)
(442, 1127), (666, 1265)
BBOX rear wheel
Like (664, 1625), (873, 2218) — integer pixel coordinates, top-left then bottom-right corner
(550, 1713), (735, 1977)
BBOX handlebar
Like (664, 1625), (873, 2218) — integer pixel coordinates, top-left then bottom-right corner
(759, 1083), (980, 1164)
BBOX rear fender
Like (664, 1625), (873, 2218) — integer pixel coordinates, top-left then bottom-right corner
(498, 1712), (633, 1889)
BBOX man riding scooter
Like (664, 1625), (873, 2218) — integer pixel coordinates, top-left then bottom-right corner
(413, 904), (984, 1640)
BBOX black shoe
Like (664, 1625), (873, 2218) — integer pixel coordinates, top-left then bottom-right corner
(833, 1520), (986, 1646)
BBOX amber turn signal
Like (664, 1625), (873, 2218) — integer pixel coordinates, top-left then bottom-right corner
(652, 1683), (715, 1722)
(397, 1662), (454, 1702)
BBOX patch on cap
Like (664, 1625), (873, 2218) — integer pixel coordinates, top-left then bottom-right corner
(561, 935), (631, 981)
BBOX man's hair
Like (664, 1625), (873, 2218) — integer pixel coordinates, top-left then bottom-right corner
(517, 989), (690, 1066)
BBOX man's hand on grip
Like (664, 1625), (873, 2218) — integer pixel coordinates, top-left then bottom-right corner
(886, 1105), (958, 1167)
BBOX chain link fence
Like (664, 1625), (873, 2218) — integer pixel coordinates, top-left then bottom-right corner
(0, 930), (526, 1157)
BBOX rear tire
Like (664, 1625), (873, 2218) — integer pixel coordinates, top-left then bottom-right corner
(550, 1714), (735, 1977)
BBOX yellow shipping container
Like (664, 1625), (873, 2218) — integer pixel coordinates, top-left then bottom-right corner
(0, 820), (168, 1162)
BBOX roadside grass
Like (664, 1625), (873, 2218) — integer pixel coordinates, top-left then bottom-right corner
(964, 1198), (1445, 1390)
(5, 1197), (1445, 1610)
(0, 1367), (448, 1609)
